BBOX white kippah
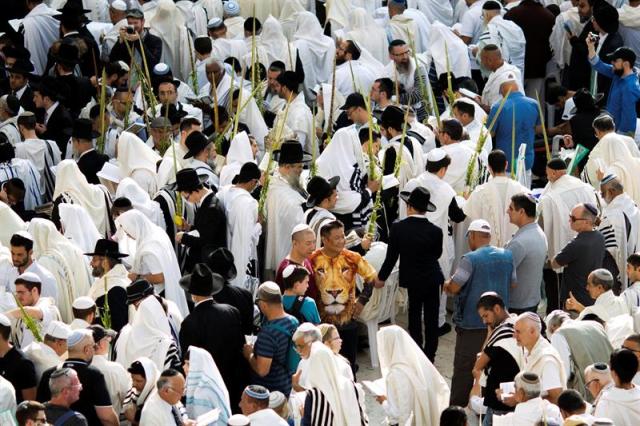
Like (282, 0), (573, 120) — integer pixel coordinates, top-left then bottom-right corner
(45, 321), (71, 340)
(153, 63), (170, 75)
(208, 17), (224, 29)
(67, 329), (92, 347)
(72, 296), (96, 310)
(282, 264), (297, 279)
(13, 230), (33, 241)
(258, 281), (281, 296)
(0, 313), (10, 327)
(227, 414), (251, 426)
(426, 148), (447, 162)
(223, 0), (240, 16)
(16, 271), (41, 284)
(117, 60), (130, 72)
(291, 223), (312, 236)
(110, 0), (127, 11)
(269, 391), (286, 408)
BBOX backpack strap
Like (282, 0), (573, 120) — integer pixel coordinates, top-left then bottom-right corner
(287, 296), (307, 323)
(53, 409), (79, 426)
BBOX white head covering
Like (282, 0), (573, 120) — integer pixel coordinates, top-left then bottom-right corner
(0, 201), (26, 247)
(185, 346), (232, 424)
(346, 8), (389, 64)
(53, 160), (112, 236)
(293, 12), (336, 89)
(149, 0), (192, 81)
(279, 0), (306, 41)
(58, 204), (101, 254)
(115, 178), (164, 227)
(115, 295), (174, 371)
(219, 131), (255, 187)
(133, 356), (161, 407)
(428, 22), (471, 78)
(114, 210), (188, 316)
(326, 0), (353, 30)
(259, 16), (297, 70)
(377, 325), (450, 425)
(116, 132), (162, 179)
(306, 343), (365, 426)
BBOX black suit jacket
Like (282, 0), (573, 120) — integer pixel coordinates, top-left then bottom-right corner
(55, 74), (95, 118)
(77, 149), (109, 185)
(16, 85), (35, 113)
(182, 191), (227, 268)
(215, 283), (255, 335)
(109, 31), (163, 72)
(40, 104), (73, 158)
(378, 216), (444, 290)
(568, 22), (596, 91)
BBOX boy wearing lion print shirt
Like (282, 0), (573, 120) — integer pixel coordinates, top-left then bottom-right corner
(309, 219), (377, 376)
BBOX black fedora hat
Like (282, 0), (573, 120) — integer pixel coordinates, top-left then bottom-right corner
(571, 88), (604, 114)
(55, 1), (91, 18)
(84, 239), (128, 258)
(232, 162), (261, 184)
(206, 247), (237, 281)
(399, 187), (436, 213)
(126, 279), (154, 305)
(183, 131), (211, 159)
(53, 43), (79, 67)
(66, 118), (99, 139)
(175, 168), (208, 192)
(5, 58), (35, 77)
(179, 263), (224, 296)
(306, 175), (339, 208)
(273, 140), (311, 164)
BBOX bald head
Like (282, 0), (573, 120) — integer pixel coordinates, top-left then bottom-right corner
(500, 81), (519, 96)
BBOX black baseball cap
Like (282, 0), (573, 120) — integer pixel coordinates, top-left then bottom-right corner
(340, 93), (367, 110)
(608, 47), (636, 65)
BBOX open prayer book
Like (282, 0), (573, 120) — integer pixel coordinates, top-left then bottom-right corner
(195, 408), (220, 426)
(361, 378), (386, 396)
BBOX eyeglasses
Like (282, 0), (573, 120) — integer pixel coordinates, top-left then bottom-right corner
(585, 378), (600, 388)
(391, 50), (411, 57)
(167, 386), (185, 395)
(622, 345), (640, 353)
(569, 215), (589, 222)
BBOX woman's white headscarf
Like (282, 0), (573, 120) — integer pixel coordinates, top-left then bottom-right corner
(58, 203), (101, 254)
(346, 8), (389, 64)
(53, 160), (112, 236)
(115, 177), (164, 227)
(114, 209), (188, 316)
(293, 12), (336, 93)
(306, 343), (365, 426)
(185, 346), (232, 425)
(259, 16), (298, 71)
(28, 218), (92, 323)
(219, 132), (255, 187)
(116, 295), (174, 371)
(133, 356), (161, 408)
(377, 325), (450, 425)
(0, 201), (26, 247)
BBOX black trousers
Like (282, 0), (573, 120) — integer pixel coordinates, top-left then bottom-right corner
(407, 285), (440, 362)
(337, 321), (359, 377)
(544, 269), (563, 314)
(450, 328), (487, 407)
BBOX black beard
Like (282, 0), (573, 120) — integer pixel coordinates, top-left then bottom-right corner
(91, 266), (105, 278)
(336, 57), (346, 66)
(613, 68), (624, 77)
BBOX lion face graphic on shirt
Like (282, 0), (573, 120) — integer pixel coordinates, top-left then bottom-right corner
(310, 251), (360, 326)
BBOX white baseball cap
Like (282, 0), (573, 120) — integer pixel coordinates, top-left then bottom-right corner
(466, 219), (492, 235)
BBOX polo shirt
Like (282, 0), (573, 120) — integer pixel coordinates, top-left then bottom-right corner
(0, 346), (36, 403)
(38, 359), (112, 426)
(282, 295), (321, 324)
(487, 92), (540, 171)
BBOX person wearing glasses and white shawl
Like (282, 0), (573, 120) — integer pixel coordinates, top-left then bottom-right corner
(185, 346), (232, 425)
(115, 209), (189, 317)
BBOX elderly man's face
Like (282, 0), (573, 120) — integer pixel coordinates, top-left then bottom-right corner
(206, 62), (224, 85)
(514, 320), (537, 348)
(294, 337), (312, 359)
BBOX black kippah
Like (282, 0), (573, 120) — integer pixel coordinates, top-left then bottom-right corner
(546, 157), (567, 170)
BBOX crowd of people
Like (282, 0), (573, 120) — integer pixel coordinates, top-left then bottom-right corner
(3, 0), (640, 425)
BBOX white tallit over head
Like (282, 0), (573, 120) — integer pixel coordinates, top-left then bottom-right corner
(377, 325), (450, 425)
(319, 84), (346, 133)
(149, 0), (192, 81)
(306, 343), (365, 426)
(326, 0), (353, 31)
(428, 22), (472, 78)
(185, 346), (232, 424)
(259, 15), (298, 70)
(133, 356), (160, 407)
(117, 131), (162, 178)
(0, 201), (26, 247)
(278, 0), (306, 41)
(114, 209), (189, 316)
(219, 132), (255, 187)
(27, 218), (92, 323)
(53, 160), (112, 236)
(115, 295), (174, 372)
(345, 8), (389, 64)
(417, 0), (454, 27)
(58, 204), (101, 254)
(293, 12), (336, 91)
(115, 178), (164, 227)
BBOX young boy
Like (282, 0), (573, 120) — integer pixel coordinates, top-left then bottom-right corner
(282, 265), (321, 324)
(623, 253), (640, 312)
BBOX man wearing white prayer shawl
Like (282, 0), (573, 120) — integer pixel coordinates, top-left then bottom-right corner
(334, 40), (377, 97)
(51, 160), (114, 236)
(450, 98), (491, 163)
(619, 0), (640, 69)
(182, 131), (219, 190)
(537, 158), (597, 312)
(58, 204), (101, 255)
(493, 371), (563, 426)
(513, 313), (567, 404)
(279, 0), (306, 41)
(0, 145), (43, 211)
(149, 0), (193, 82)
(623, 256), (640, 312)
(100, 1), (129, 61)
(480, 45), (525, 109)
(156, 117), (201, 188)
(198, 60), (233, 120)
(229, 88), (269, 155)
(439, 119), (477, 194)
(417, 0), (454, 26)
(175, 0), (208, 36)
(151, 63), (196, 105)
(301, 344), (368, 426)
(5, 271), (61, 350)
(0, 202), (27, 248)
(293, 12), (336, 100)
(346, 8), (390, 64)
(219, 132), (256, 187)
(264, 141), (310, 275)
(276, 72), (315, 154)
(23, 320), (69, 385)
(185, 346), (232, 425)
(428, 22), (473, 83)
(599, 175), (640, 288)
(387, 1), (429, 53)
(123, 356), (160, 425)
(27, 218), (92, 324)
(115, 210), (189, 316)
(314, 84), (346, 136)
(15, 0), (60, 75)
(376, 325), (450, 425)
(566, 269), (630, 321)
(464, 150), (528, 247)
(15, 112), (61, 203)
(258, 17), (298, 71)
(116, 289), (182, 372)
(216, 163), (261, 289)
(582, 116), (640, 204)
(593, 349), (640, 425)
(115, 178), (164, 227)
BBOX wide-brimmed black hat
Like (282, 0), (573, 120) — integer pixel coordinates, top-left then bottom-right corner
(161, 103), (189, 125)
(183, 131), (211, 159)
(306, 175), (339, 208)
(84, 239), (128, 258)
(66, 118), (99, 140)
(273, 140), (311, 164)
(126, 279), (154, 305)
(53, 43), (79, 67)
(5, 58), (35, 77)
(55, 1), (91, 18)
(380, 105), (405, 128)
(232, 162), (261, 184)
(571, 88), (604, 114)
(206, 247), (237, 281)
(399, 187), (436, 213)
(175, 168), (208, 192)
(179, 263), (224, 296)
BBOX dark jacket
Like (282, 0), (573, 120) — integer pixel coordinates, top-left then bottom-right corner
(504, 0), (555, 78)
(40, 104), (73, 158)
(568, 22), (596, 91)
(181, 191), (227, 269)
(93, 286), (128, 333)
(378, 216), (444, 290)
(77, 149), (109, 185)
(109, 30), (163, 72)
(215, 282), (255, 335)
(14, 85), (35, 113)
(55, 74), (95, 119)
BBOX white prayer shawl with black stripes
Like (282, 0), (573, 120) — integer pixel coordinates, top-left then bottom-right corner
(0, 160), (42, 210)
(306, 388), (335, 426)
(483, 317), (524, 377)
(15, 138), (61, 203)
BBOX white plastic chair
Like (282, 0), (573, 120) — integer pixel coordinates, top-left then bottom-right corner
(356, 242), (400, 368)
